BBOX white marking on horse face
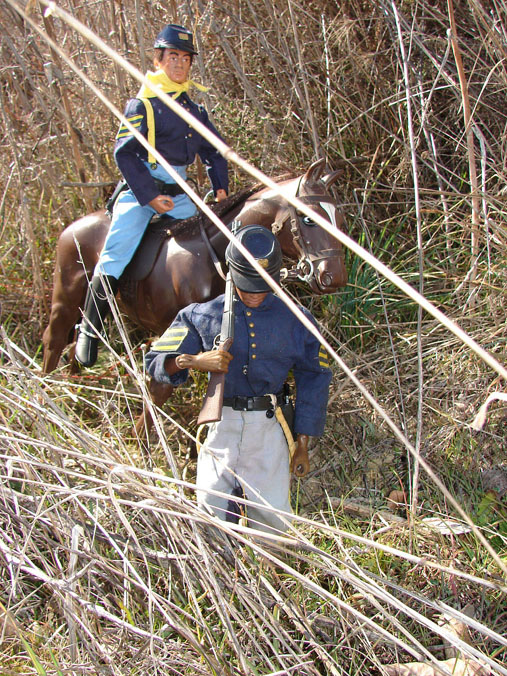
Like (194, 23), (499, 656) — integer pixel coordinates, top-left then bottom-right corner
(319, 201), (337, 229)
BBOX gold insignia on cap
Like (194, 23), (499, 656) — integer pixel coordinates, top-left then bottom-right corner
(178, 33), (189, 40)
(257, 258), (269, 268)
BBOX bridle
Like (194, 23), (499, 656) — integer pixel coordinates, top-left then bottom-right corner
(198, 175), (342, 286)
(271, 177), (342, 285)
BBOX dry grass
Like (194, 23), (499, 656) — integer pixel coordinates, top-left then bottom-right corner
(0, 0), (506, 673)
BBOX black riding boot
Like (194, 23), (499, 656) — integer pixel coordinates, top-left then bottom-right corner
(75, 275), (119, 367)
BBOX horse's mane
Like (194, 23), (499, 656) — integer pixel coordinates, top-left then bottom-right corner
(151, 172), (298, 239)
(165, 184), (258, 238)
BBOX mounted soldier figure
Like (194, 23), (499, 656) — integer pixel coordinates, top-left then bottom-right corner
(75, 23), (229, 368)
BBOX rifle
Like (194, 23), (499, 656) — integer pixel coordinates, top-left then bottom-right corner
(197, 268), (235, 425)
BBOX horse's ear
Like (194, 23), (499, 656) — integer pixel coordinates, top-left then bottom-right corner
(303, 158), (326, 182)
(322, 169), (343, 189)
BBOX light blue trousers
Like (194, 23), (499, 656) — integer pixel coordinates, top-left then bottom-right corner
(95, 163), (196, 279)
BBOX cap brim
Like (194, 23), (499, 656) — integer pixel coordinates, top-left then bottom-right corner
(232, 270), (278, 293)
(153, 41), (198, 55)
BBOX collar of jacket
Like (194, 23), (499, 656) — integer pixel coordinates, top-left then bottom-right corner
(136, 69), (209, 99)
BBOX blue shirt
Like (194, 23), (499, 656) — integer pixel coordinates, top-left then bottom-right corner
(145, 293), (332, 437)
(115, 93), (229, 206)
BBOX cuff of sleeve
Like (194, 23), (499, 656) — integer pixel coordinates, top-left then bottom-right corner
(167, 369), (189, 386)
(294, 413), (325, 438)
(147, 353), (189, 386)
(135, 186), (159, 207)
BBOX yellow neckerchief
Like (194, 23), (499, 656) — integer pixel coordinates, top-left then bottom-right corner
(136, 69), (208, 100)
(136, 70), (209, 167)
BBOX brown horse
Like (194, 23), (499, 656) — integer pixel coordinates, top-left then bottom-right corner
(42, 159), (347, 422)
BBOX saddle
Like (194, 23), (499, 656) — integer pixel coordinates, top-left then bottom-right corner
(118, 187), (256, 306)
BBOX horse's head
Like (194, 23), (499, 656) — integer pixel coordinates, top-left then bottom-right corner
(271, 159), (348, 294)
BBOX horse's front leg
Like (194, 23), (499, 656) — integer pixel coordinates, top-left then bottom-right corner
(134, 377), (174, 438)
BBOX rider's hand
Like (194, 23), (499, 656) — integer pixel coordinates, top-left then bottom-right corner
(216, 189), (227, 203)
(149, 194), (175, 213)
(291, 434), (310, 477)
(175, 350), (233, 373)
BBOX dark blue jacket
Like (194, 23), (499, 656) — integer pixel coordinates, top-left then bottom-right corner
(145, 293), (332, 437)
(115, 93), (229, 206)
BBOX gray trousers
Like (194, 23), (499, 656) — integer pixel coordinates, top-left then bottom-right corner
(196, 407), (292, 533)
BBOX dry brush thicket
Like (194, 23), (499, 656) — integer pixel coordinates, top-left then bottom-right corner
(0, 0), (506, 674)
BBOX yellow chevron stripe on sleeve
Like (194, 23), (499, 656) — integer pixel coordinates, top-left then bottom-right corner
(318, 345), (330, 368)
(152, 327), (189, 352)
(116, 120), (143, 139)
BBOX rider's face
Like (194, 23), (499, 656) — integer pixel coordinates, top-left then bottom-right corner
(155, 49), (192, 83)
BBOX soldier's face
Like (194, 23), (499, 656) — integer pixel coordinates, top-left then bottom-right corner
(156, 49), (192, 83)
(236, 289), (268, 308)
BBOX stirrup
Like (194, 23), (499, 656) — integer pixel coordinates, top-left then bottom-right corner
(75, 323), (101, 340)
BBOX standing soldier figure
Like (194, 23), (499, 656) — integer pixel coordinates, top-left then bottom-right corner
(145, 226), (331, 533)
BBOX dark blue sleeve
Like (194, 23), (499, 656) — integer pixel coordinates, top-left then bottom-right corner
(292, 312), (332, 437)
(196, 106), (229, 195)
(114, 98), (160, 206)
(145, 305), (205, 386)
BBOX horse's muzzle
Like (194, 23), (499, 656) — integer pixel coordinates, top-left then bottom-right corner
(312, 252), (348, 293)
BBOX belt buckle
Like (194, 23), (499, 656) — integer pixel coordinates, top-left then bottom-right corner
(234, 396), (248, 411)
(247, 398), (254, 411)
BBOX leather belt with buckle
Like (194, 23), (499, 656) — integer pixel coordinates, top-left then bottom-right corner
(223, 393), (285, 411)
(154, 178), (185, 197)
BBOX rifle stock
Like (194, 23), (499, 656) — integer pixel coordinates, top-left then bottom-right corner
(197, 264), (236, 425)
(196, 337), (233, 425)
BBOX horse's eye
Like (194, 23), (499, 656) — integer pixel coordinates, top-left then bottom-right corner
(302, 216), (316, 226)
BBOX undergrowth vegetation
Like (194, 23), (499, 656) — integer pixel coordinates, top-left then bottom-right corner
(0, 0), (506, 674)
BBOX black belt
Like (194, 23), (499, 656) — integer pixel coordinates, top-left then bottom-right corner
(223, 392), (286, 412)
(154, 178), (185, 197)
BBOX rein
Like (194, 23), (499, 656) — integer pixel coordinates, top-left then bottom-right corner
(199, 219), (227, 281)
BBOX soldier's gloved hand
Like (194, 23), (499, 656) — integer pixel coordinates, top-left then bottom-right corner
(149, 194), (175, 213)
(175, 350), (233, 373)
(291, 434), (310, 477)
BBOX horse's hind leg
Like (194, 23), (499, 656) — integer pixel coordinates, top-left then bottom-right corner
(134, 377), (174, 438)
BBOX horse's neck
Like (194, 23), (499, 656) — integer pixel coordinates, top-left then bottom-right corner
(207, 176), (302, 252)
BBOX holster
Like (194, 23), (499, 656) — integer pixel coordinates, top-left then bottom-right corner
(105, 179), (128, 214)
(279, 383), (295, 435)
